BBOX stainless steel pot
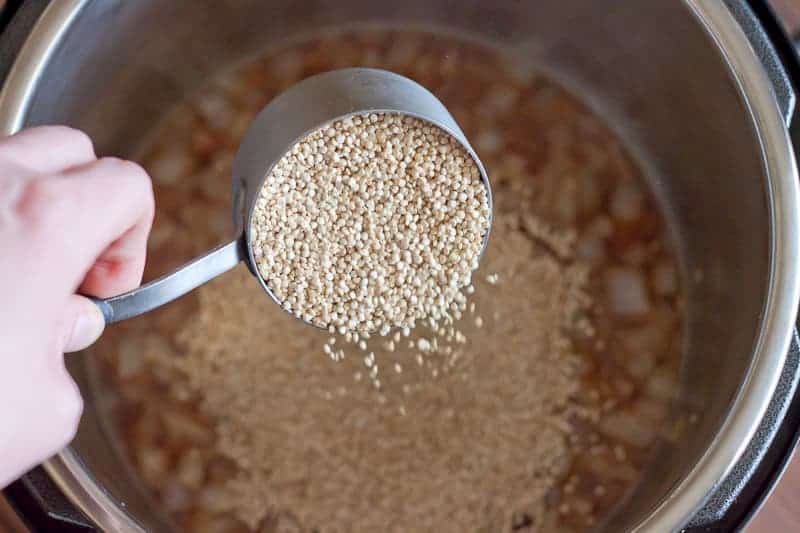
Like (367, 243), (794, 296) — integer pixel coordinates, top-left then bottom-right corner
(1, 1), (800, 531)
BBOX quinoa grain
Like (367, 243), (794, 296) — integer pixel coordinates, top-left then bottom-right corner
(251, 114), (490, 336)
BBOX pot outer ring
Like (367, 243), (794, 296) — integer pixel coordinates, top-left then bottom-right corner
(682, 2), (800, 531)
(0, 0), (800, 531)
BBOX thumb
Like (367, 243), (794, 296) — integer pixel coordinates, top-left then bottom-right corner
(62, 295), (106, 353)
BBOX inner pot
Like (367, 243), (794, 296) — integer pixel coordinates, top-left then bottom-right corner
(0, 1), (797, 531)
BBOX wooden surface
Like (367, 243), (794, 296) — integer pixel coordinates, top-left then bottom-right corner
(0, 495), (27, 533)
(747, 5), (800, 532)
(771, 0), (800, 34)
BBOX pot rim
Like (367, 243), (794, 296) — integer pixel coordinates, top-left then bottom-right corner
(632, 1), (800, 530)
(0, 1), (797, 531)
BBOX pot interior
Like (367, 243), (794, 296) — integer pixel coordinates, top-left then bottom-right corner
(14, 1), (771, 531)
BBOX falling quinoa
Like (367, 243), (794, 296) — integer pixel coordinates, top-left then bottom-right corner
(250, 113), (490, 335)
(155, 210), (592, 531)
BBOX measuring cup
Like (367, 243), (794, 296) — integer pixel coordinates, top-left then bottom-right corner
(90, 68), (492, 325)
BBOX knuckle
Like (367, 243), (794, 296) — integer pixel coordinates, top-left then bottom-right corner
(10, 181), (55, 249)
(18, 176), (49, 202)
(16, 178), (61, 220)
(36, 126), (95, 156)
(41, 124), (87, 141)
(100, 156), (139, 171)
(95, 155), (127, 171)
(36, 124), (77, 136)
(100, 157), (150, 184)
(54, 381), (84, 442)
(101, 157), (155, 213)
(66, 127), (95, 156)
(143, 177), (156, 218)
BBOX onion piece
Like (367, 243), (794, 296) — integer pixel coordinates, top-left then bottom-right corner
(610, 182), (644, 222)
(599, 411), (656, 448)
(652, 260), (678, 296)
(149, 143), (193, 185)
(605, 267), (650, 316)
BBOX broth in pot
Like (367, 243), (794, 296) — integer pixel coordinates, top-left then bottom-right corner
(90, 29), (686, 532)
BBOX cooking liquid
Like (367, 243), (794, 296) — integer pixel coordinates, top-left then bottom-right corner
(89, 30), (687, 532)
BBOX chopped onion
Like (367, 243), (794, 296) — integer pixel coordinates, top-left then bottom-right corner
(162, 479), (191, 512)
(646, 369), (677, 401)
(148, 218), (179, 249)
(599, 411), (656, 448)
(162, 408), (215, 445)
(138, 446), (169, 484)
(117, 338), (144, 378)
(610, 182), (644, 222)
(581, 452), (638, 482)
(633, 398), (668, 423)
(625, 351), (655, 380)
(150, 144), (192, 185)
(177, 449), (206, 490)
(622, 312), (673, 356)
(475, 129), (504, 155)
(195, 91), (235, 130)
(652, 260), (678, 296)
(605, 267), (650, 316)
(586, 216), (613, 239)
(575, 235), (606, 264)
(270, 50), (304, 80)
(484, 86), (518, 114)
(387, 37), (420, 66)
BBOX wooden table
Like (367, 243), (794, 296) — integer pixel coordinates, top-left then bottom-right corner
(771, 0), (800, 33)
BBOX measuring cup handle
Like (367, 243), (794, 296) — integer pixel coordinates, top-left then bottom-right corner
(87, 237), (247, 324)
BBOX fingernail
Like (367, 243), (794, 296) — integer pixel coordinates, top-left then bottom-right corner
(66, 304), (105, 352)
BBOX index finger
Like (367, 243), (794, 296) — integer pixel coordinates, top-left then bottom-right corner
(17, 157), (155, 298)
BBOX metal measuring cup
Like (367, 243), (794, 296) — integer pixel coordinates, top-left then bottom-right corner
(91, 68), (492, 325)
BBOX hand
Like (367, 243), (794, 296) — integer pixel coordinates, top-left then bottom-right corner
(0, 126), (154, 487)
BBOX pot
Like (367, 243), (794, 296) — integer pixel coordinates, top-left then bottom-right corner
(2, 1), (800, 531)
